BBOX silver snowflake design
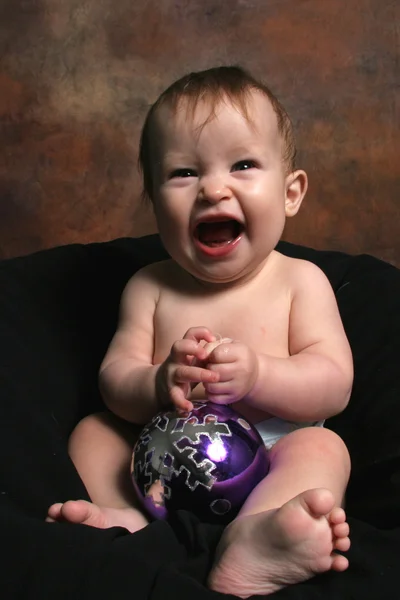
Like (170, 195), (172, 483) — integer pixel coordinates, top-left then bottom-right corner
(134, 404), (232, 501)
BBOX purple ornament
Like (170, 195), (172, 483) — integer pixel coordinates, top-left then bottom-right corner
(131, 402), (270, 523)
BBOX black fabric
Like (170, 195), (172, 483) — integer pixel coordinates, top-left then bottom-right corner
(0, 233), (399, 599)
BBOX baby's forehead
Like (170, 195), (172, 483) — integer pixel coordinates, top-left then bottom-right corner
(153, 90), (278, 135)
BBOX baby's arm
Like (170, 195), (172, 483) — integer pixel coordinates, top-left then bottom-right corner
(99, 266), (217, 424)
(99, 267), (161, 425)
(247, 260), (353, 421)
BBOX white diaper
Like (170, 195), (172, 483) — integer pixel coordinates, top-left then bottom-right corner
(254, 418), (325, 450)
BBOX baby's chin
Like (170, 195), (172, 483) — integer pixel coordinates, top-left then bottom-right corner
(186, 269), (256, 290)
(184, 256), (268, 288)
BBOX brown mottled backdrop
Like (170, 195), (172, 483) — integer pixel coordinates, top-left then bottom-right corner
(0, 0), (398, 263)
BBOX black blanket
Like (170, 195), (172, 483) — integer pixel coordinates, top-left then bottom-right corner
(0, 234), (399, 599)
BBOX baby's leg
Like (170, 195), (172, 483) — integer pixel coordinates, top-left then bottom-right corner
(47, 412), (149, 533)
(209, 427), (351, 598)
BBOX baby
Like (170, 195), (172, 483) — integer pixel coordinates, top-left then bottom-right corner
(47, 66), (353, 598)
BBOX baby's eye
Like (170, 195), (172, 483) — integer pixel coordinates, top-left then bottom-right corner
(169, 168), (196, 179)
(231, 160), (257, 172)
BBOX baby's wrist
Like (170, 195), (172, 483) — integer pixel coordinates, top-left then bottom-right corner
(243, 353), (267, 407)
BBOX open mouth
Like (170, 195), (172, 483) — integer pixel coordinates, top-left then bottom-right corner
(194, 219), (244, 247)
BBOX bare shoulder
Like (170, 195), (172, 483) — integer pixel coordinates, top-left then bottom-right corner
(274, 253), (333, 296)
(122, 259), (176, 300)
(101, 261), (179, 367)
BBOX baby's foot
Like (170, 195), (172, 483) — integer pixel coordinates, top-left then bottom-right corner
(46, 500), (149, 533)
(208, 488), (350, 598)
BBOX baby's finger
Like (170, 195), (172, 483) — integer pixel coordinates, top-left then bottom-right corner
(204, 380), (233, 395)
(182, 326), (216, 344)
(171, 339), (209, 364)
(207, 342), (237, 363)
(206, 393), (234, 406)
(207, 363), (233, 381)
(175, 365), (220, 384)
(169, 386), (194, 413)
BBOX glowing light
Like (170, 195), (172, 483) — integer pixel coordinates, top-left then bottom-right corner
(207, 440), (227, 462)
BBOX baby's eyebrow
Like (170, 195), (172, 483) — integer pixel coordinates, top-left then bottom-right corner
(229, 144), (254, 154)
(162, 153), (197, 166)
(162, 150), (193, 162)
(227, 137), (265, 153)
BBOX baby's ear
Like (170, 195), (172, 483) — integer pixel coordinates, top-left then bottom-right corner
(285, 170), (308, 217)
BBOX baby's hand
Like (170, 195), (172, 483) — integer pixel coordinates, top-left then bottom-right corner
(156, 327), (220, 413)
(203, 340), (259, 405)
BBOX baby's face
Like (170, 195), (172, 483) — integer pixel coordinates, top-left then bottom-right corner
(151, 91), (300, 286)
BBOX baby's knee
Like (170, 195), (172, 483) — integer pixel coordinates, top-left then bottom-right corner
(68, 412), (110, 454)
(272, 427), (350, 475)
(313, 428), (350, 471)
(69, 411), (140, 461)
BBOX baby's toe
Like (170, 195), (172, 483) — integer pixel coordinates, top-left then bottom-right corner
(334, 536), (351, 552)
(329, 507), (346, 524)
(46, 502), (63, 520)
(333, 521), (350, 539)
(331, 553), (349, 572)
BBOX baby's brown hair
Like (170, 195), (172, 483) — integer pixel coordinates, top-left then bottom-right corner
(139, 65), (296, 202)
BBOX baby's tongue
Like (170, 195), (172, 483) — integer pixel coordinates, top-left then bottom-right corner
(197, 221), (237, 246)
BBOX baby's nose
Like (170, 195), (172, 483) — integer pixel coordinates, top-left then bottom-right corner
(198, 177), (233, 203)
